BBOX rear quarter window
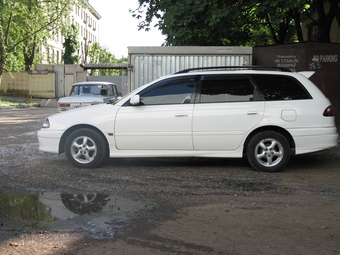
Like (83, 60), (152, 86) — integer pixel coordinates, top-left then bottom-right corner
(251, 75), (312, 101)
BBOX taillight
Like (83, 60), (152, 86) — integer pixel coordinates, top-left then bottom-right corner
(323, 105), (334, 116)
(59, 103), (70, 107)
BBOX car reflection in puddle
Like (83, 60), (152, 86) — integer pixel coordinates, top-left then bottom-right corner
(0, 190), (152, 239)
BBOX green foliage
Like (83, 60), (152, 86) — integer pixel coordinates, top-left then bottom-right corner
(252, 0), (309, 44)
(0, 0), (86, 77)
(0, 0), (128, 82)
(131, 0), (338, 46)
(0, 191), (56, 223)
(0, 97), (39, 107)
(132, 0), (254, 46)
(87, 42), (127, 76)
(63, 24), (80, 64)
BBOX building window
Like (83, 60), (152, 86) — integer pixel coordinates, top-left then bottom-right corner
(308, 23), (321, 41)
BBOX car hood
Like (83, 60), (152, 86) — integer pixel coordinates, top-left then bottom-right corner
(58, 95), (109, 103)
(47, 103), (119, 130)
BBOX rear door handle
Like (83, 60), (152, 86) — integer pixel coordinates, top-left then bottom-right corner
(247, 111), (258, 115)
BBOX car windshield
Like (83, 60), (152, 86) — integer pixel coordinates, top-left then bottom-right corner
(70, 84), (108, 96)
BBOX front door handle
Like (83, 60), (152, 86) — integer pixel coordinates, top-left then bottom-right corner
(175, 114), (188, 117)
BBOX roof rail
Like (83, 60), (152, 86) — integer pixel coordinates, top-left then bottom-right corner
(174, 66), (292, 74)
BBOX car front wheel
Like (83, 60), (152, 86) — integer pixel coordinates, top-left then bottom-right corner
(65, 128), (108, 168)
(247, 131), (291, 172)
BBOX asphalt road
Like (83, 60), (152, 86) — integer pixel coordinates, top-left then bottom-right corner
(0, 106), (339, 255)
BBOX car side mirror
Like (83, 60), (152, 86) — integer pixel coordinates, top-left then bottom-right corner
(130, 95), (141, 106)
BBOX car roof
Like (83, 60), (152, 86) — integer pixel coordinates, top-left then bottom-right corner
(173, 66), (292, 74)
(73, 81), (115, 86)
(163, 70), (302, 81)
(164, 66), (314, 80)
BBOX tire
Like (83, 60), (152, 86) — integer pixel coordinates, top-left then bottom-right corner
(247, 131), (291, 172)
(60, 193), (109, 215)
(65, 128), (108, 168)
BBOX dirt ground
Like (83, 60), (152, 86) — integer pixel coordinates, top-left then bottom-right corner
(0, 107), (339, 255)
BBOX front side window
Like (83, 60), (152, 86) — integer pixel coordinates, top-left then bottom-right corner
(251, 75), (312, 101)
(139, 77), (197, 105)
(199, 77), (256, 103)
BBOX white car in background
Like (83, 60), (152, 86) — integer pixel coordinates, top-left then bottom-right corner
(38, 66), (338, 172)
(57, 81), (121, 112)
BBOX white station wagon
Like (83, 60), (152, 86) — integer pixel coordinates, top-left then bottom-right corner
(38, 67), (338, 172)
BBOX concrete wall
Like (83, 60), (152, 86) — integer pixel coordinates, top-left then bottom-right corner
(0, 65), (127, 99)
(0, 71), (55, 98)
(35, 64), (87, 98)
(253, 42), (340, 131)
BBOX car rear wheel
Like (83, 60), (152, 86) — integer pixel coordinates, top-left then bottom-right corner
(247, 131), (291, 172)
(65, 128), (108, 168)
(60, 193), (109, 215)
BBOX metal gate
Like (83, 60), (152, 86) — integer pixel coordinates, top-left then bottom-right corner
(128, 46), (253, 91)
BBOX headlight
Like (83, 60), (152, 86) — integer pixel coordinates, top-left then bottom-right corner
(42, 118), (50, 128)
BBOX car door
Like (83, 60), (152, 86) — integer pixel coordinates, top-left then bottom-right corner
(114, 76), (198, 150)
(192, 75), (265, 150)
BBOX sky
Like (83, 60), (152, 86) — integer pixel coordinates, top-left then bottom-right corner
(90, 0), (165, 58)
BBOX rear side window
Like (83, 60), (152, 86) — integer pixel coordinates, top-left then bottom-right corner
(251, 75), (312, 101)
(199, 77), (257, 103)
(70, 86), (79, 95)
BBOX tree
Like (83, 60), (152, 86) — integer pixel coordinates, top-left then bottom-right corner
(0, 0), (86, 81)
(63, 24), (80, 64)
(252, 0), (308, 44)
(87, 43), (121, 76)
(20, 0), (50, 71)
(305, 0), (340, 42)
(132, 0), (254, 46)
(131, 0), (340, 46)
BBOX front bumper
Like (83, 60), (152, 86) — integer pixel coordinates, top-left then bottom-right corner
(37, 129), (64, 154)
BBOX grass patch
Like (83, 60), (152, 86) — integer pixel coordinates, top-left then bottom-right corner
(0, 98), (40, 107)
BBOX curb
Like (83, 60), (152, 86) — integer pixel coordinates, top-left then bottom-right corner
(40, 99), (58, 108)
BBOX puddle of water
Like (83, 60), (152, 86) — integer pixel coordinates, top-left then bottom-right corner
(0, 190), (153, 239)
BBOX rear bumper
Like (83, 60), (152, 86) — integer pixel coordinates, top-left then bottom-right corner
(289, 127), (338, 154)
